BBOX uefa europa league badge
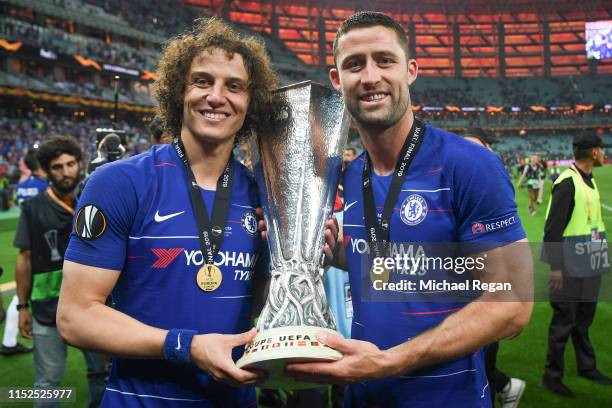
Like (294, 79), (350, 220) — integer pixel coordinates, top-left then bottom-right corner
(236, 81), (351, 389)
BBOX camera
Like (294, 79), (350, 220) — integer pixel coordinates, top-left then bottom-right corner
(87, 128), (128, 174)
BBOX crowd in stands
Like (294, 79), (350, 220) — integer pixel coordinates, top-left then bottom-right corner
(0, 69), (154, 106)
(4, 0), (611, 110)
(0, 0), (610, 196)
(84, 0), (200, 39)
(412, 76), (612, 107)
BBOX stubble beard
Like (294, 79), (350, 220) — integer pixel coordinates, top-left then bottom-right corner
(348, 89), (411, 131)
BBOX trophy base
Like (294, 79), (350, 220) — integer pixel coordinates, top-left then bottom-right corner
(236, 325), (343, 389)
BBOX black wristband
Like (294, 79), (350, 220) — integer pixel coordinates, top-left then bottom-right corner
(16, 303), (29, 311)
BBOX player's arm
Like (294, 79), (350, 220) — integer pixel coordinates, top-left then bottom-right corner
(286, 239), (533, 384)
(58, 260), (263, 386)
(380, 239), (533, 375)
(14, 208), (33, 339)
(57, 261), (164, 356)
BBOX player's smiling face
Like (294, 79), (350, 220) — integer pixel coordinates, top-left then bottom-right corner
(330, 26), (417, 129)
(181, 48), (250, 146)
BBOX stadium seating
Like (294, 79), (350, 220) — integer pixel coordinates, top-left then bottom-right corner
(0, 0), (610, 176)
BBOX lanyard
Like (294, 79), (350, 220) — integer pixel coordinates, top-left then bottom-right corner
(571, 164), (593, 223)
(47, 188), (75, 215)
(172, 137), (233, 264)
(362, 118), (425, 258)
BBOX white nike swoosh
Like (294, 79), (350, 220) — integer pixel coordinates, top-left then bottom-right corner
(175, 333), (181, 351)
(344, 200), (358, 212)
(155, 210), (185, 222)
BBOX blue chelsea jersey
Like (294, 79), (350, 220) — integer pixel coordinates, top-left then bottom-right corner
(65, 144), (266, 407)
(341, 125), (525, 408)
(15, 175), (48, 205)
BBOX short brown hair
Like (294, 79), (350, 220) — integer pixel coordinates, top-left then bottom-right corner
(333, 11), (410, 66)
(155, 17), (280, 140)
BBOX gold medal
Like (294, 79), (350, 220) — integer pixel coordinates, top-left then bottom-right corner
(196, 264), (223, 292)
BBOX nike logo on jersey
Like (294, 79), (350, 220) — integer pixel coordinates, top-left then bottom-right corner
(154, 210), (185, 222)
(344, 200), (358, 212)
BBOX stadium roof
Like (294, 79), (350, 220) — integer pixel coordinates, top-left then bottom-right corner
(184, 0), (612, 77)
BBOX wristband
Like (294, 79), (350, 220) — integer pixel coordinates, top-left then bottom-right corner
(163, 329), (197, 365)
(16, 303), (29, 311)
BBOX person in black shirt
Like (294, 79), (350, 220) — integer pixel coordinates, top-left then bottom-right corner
(14, 136), (108, 407)
(541, 132), (611, 397)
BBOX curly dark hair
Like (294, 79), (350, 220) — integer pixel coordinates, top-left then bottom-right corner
(155, 17), (280, 141)
(37, 135), (82, 173)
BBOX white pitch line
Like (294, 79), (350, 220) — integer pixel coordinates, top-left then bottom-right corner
(602, 203), (612, 212)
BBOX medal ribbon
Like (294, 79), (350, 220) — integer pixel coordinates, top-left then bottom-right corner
(362, 118), (425, 258)
(172, 137), (234, 265)
(47, 187), (75, 215)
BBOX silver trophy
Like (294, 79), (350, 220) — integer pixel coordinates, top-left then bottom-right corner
(236, 81), (350, 388)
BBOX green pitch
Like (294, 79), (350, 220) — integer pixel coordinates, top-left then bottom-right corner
(0, 165), (610, 407)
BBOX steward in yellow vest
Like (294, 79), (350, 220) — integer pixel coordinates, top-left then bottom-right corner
(543, 165), (609, 277)
(540, 132), (611, 397)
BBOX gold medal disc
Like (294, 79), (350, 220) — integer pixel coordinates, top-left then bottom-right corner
(196, 264), (223, 292)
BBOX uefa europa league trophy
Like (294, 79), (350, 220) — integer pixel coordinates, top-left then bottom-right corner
(236, 81), (351, 388)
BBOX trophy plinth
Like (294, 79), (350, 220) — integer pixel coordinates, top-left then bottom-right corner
(236, 81), (350, 389)
(238, 326), (341, 389)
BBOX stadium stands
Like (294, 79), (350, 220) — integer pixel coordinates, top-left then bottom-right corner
(0, 0), (610, 187)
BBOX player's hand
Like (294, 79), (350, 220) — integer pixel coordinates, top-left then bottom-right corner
(256, 208), (268, 241)
(323, 216), (339, 266)
(285, 331), (390, 385)
(18, 309), (33, 340)
(190, 328), (265, 387)
(256, 208), (338, 265)
(549, 270), (563, 292)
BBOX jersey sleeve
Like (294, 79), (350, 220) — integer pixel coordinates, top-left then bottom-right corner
(453, 147), (526, 245)
(65, 163), (139, 271)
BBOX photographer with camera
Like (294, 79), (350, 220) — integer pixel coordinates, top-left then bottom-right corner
(87, 130), (127, 175)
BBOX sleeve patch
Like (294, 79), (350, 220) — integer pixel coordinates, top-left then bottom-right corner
(74, 204), (108, 240)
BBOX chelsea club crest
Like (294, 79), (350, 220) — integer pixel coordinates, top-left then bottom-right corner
(241, 211), (258, 236)
(400, 194), (428, 226)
